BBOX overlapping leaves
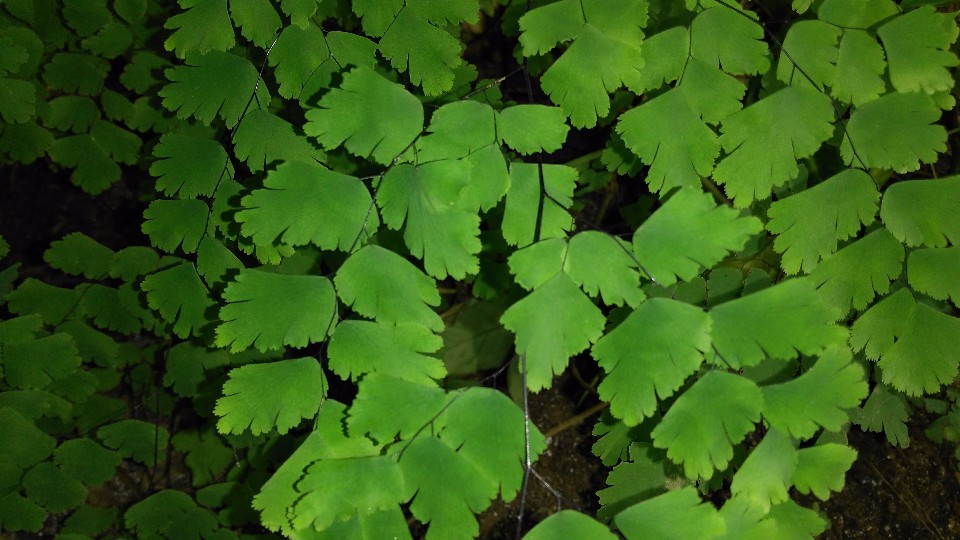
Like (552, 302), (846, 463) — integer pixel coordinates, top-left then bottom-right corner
(9, 1), (956, 538)
(519, 0), (648, 127)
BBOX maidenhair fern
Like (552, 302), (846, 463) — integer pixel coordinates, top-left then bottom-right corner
(1, 0), (959, 538)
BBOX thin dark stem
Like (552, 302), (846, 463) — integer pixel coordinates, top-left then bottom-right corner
(515, 353), (533, 539)
(515, 0), (548, 533)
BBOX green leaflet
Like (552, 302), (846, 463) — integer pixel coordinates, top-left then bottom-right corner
(255, 400), (380, 534)
(352, 0), (403, 36)
(125, 490), (219, 539)
(6, 279), (78, 326)
(817, 0), (898, 28)
(791, 443), (857, 500)
(615, 487), (725, 539)
(141, 260), (215, 339)
(715, 497), (821, 539)
(832, 29), (887, 106)
(525, 511), (617, 539)
(55, 438), (121, 487)
(776, 20), (841, 90)
(171, 428), (232, 487)
(306, 66), (423, 165)
(348, 374), (448, 442)
(908, 247), (960, 305)
(767, 169), (880, 274)
(729, 428), (797, 513)
(292, 456), (405, 532)
(280, 0), (319, 28)
(232, 109), (324, 172)
(344, 380), (544, 538)
(0, 389), (69, 421)
(310, 508), (412, 540)
(652, 371), (763, 480)
(519, 0), (648, 128)
(400, 388), (543, 538)
(237, 161), (378, 258)
(710, 279), (846, 368)
(378, 150), (500, 279)
(0, 407), (56, 469)
(110, 246), (160, 281)
(62, 0), (112, 37)
(617, 87), (720, 195)
(195, 236), (244, 286)
(501, 272), (606, 391)
(142, 199), (208, 254)
(851, 288), (960, 395)
(761, 346), (868, 439)
(97, 419), (169, 465)
(854, 384), (910, 447)
(413, 100), (497, 161)
(160, 51), (269, 128)
(44, 232), (114, 279)
(43, 53), (109, 95)
(23, 462), (86, 513)
(2, 333), (80, 390)
(714, 86), (834, 207)
(497, 105), (570, 155)
(377, 9), (466, 96)
(353, 0), (478, 95)
(150, 133), (231, 199)
(229, 0), (281, 48)
(84, 283), (152, 335)
(439, 388), (543, 501)
(48, 133), (123, 194)
(215, 269), (337, 352)
(42, 96), (98, 132)
(596, 443), (671, 518)
(328, 320), (446, 385)
(616, 49), (749, 190)
(630, 26), (688, 94)
(0, 79), (35, 124)
(632, 189), (762, 286)
(592, 298), (711, 426)
(841, 92), (946, 173)
(164, 0), (235, 58)
(47, 120), (136, 191)
(401, 436), (492, 539)
(163, 342), (230, 397)
(502, 163), (577, 248)
(690, 6), (770, 76)
(334, 245), (443, 332)
(0, 315), (44, 344)
(279, 29), (376, 105)
(215, 357), (327, 436)
(269, 24), (328, 99)
(877, 6), (959, 95)
(808, 228), (904, 313)
(0, 492), (47, 533)
(881, 176), (960, 247)
(121, 51), (170, 92)
(566, 232), (646, 308)
(875, 301), (960, 396)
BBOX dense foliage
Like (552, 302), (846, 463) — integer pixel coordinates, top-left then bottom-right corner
(0, 0), (959, 538)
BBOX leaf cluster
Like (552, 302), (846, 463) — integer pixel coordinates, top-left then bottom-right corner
(1, 0), (959, 538)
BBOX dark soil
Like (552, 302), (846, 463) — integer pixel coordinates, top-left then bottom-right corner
(813, 411), (960, 540)
(476, 372), (607, 539)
